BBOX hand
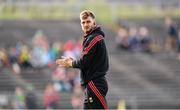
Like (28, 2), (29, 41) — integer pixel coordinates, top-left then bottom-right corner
(55, 57), (73, 68)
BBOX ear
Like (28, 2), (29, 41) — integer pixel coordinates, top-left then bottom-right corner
(94, 21), (96, 25)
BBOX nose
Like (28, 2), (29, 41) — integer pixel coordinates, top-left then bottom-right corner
(84, 23), (88, 27)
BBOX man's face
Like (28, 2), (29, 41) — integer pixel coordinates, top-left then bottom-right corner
(80, 16), (96, 34)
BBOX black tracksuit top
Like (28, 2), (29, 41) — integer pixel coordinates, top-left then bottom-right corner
(72, 26), (109, 86)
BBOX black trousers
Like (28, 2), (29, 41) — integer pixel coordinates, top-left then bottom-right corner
(83, 77), (108, 110)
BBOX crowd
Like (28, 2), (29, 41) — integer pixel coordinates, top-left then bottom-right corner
(0, 30), (82, 70)
(115, 26), (152, 53)
(0, 30), (84, 109)
(115, 17), (180, 59)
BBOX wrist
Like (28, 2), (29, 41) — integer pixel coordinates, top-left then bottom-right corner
(69, 60), (73, 67)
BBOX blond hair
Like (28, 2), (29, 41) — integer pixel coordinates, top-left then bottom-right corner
(80, 10), (95, 19)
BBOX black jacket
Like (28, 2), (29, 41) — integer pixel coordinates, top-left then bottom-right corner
(72, 26), (109, 86)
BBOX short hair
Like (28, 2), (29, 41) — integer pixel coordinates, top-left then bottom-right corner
(80, 10), (95, 19)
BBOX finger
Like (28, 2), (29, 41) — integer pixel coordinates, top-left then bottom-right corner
(61, 56), (67, 59)
(64, 58), (71, 62)
(58, 65), (65, 68)
(62, 56), (73, 60)
(56, 59), (64, 65)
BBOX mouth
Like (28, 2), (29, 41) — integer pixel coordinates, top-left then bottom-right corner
(85, 27), (90, 30)
(84, 27), (90, 31)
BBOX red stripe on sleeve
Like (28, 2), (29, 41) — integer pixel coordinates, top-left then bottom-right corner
(83, 35), (104, 56)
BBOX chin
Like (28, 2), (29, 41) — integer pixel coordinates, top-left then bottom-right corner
(84, 30), (89, 33)
(86, 29), (92, 32)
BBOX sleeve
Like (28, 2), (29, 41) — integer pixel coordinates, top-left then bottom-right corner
(72, 35), (104, 69)
(72, 59), (82, 68)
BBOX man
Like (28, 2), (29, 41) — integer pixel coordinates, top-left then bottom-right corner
(56, 10), (109, 109)
(164, 16), (178, 52)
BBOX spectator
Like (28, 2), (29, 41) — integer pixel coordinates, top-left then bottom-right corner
(177, 30), (180, 60)
(0, 48), (9, 67)
(164, 16), (178, 52)
(25, 84), (37, 109)
(30, 45), (50, 68)
(30, 30), (50, 68)
(32, 30), (49, 51)
(48, 42), (62, 62)
(43, 84), (60, 109)
(128, 27), (141, 52)
(71, 80), (83, 109)
(19, 45), (32, 68)
(52, 67), (71, 92)
(13, 87), (26, 109)
(66, 69), (78, 91)
(63, 40), (77, 59)
(115, 27), (130, 50)
(73, 38), (83, 59)
(0, 95), (9, 109)
(139, 26), (152, 53)
(8, 47), (19, 65)
(12, 62), (21, 75)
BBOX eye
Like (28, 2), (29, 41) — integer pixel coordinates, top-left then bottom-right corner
(87, 21), (91, 23)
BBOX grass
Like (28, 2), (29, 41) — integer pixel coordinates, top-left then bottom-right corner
(0, 2), (179, 24)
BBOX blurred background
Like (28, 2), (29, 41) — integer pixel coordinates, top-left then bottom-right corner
(0, 0), (180, 109)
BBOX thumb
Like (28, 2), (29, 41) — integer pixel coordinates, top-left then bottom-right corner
(61, 56), (66, 59)
(62, 56), (73, 60)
